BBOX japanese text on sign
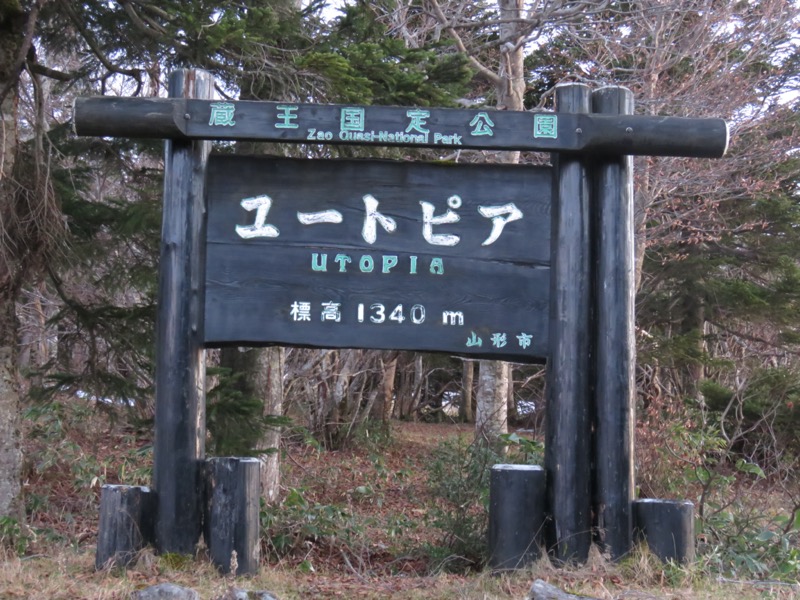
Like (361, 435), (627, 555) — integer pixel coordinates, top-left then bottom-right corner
(206, 103), (561, 146)
(235, 193), (524, 248)
(204, 155), (552, 361)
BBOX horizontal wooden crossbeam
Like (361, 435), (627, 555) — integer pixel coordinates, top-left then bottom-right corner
(73, 96), (728, 158)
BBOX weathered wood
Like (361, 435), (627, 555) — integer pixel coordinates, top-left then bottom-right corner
(488, 464), (546, 570)
(95, 484), (156, 569)
(73, 96), (729, 158)
(591, 86), (636, 560)
(153, 69), (212, 555)
(204, 156), (551, 362)
(73, 96), (181, 138)
(633, 499), (696, 564)
(545, 82), (593, 564)
(204, 457), (261, 575)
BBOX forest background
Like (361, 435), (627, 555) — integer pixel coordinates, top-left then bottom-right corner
(1, 0), (800, 596)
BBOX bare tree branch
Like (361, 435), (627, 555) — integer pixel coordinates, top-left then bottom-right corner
(425, 0), (502, 86)
(57, 0), (143, 83)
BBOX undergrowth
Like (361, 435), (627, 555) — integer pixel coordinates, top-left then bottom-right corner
(423, 433), (544, 574)
(6, 393), (800, 597)
(638, 392), (800, 584)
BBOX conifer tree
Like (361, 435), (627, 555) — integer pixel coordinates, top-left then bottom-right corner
(0, 0), (65, 520)
(0, 0), (479, 523)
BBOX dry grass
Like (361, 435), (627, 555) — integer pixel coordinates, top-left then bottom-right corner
(3, 544), (797, 599)
(6, 411), (799, 599)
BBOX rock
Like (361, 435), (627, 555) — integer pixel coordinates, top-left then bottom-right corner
(213, 589), (280, 600)
(130, 583), (200, 600)
(527, 579), (597, 600)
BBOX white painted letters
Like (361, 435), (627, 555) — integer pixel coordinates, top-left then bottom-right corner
(420, 197), (460, 247)
(297, 209), (342, 225)
(362, 194), (397, 244)
(479, 203), (523, 246)
(236, 195), (279, 239)
(236, 192), (524, 247)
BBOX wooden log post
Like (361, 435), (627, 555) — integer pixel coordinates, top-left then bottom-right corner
(153, 69), (213, 555)
(204, 458), (261, 575)
(95, 485), (156, 569)
(488, 465), (546, 570)
(591, 86), (636, 560)
(73, 96), (729, 158)
(633, 499), (696, 564)
(545, 82), (593, 564)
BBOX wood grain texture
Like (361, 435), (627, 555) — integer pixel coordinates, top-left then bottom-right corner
(204, 458), (261, 575)
(488, 465), (546, 570)
(73, 96), (729, 157)
(204, 156), (552, 362)
(633, 499), (696, 564)
(95, 485), (155, 570)
(153, 69), (211, 555)
(544, 83), (593, 564)
(592, 86), (636, 561)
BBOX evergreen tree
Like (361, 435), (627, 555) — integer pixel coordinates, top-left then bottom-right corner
(0, 1), (478, 528)
(0, 0), (65, 520)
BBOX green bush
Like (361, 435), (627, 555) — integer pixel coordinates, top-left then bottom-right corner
(654, 400), (800, 582)
(424, 438), (497, 573)
(699, 503), (800, 582)
(0, 517), (30, 556)
(423, 433), (544, 573)
(206, 367), (291, 456)
(260, 487), (365, 567)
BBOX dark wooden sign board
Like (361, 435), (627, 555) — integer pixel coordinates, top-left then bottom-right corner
(74, 70), (728, 571)
(74, 96), (728, 158)
(205, 156), (552, 362)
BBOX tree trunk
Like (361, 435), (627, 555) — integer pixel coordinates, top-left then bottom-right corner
(0, 304), (22, 520)
(394, 354), (413, 419)
(260, 347), (283, 504)
(0, 0), (26, 522)
(473, 0), (526, 446)
(412, 353), (425, 419)
(460, 359), (474, 423)
(506, 365), (517, 422)
(371, 353), (398, 425)
(476, 360), (509, 451)
(219, 347), (283, 504)
(679, 282), (705, 400)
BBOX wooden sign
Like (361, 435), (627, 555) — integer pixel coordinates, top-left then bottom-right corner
(76, 72), (730, 566)
(73, 96), (729, 158)
(204, 156), (552, 361)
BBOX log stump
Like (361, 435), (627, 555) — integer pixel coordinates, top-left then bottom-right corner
(95, 484), (156, 569)
(488, 464), (546, 570)
(204, 457), (261, 575)
(633, 499), (695, 564)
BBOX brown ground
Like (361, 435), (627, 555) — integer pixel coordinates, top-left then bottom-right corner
(269, 421), (477, 574)
(11, 405), (794, 599)
(17, 407), (540, 598)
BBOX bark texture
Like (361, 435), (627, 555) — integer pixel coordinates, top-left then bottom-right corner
(0, 0), (26, 521)
(0, 322), (21, 518)
(475, 360), (509, 449)
(259, 347), (283, 505)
